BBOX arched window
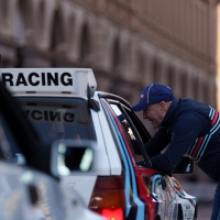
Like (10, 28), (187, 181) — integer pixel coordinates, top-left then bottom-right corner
(203, 81), (209, 104)
(193, 77), (199, 100)
(18, 0), (33, 33)
(14, 0), (33, 46)
(112, 38), (120, 69)
(152, 59), (161, 83)
(1, 1), (9, 22)
(137, 51), (146, 76)
(79, 23), (90, 62)
(38, 0), (45, 33)
(68, 14), (75, 44)
(180, 72), (188, 97)
(14, 0), (33, 67)
(50, 9), (65, 52)
(167, 66), (175, 88)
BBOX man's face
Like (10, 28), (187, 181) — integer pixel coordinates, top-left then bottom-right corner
(143, 102), (166, 129)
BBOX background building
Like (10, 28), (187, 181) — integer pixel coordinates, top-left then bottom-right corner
(0, 0), (218, 218)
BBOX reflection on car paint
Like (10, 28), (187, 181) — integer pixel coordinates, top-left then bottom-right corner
(151, 174), (196, 220)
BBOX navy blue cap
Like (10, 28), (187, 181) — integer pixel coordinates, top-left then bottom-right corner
(131, 83), (174, 112)
(118, 114), (125, 122)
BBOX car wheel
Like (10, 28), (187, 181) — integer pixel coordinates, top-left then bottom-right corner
(177, 204), (183, 220)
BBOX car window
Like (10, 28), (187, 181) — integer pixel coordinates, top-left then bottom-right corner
(18, 97), (96, 143)
(0, 111), (25, 164)
(110, 103), (151, 164)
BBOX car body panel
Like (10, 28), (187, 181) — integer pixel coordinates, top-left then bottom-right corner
(61, 175), (97, 206)
(0, 157), (104, 220)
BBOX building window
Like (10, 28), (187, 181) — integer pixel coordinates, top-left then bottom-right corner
(38, 1), (45, 33)
(152, 58), (160, 83)
(203, 82), (209, 104)
(137, 51), (146, 78)
(167, 66), (175, 88)
(69, 14), (75, 44)
(112, 38), (120, 70)
(1, 1), (9, 20)
(181, 73), (188, 97)
(50, 9), (65, 52)
(193, 78), (199, 100)
(79, 23), (90, 63)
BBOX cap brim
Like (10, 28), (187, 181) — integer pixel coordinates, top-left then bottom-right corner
(131, 102), (150, 112)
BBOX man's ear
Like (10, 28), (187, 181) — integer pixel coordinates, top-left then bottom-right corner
(159, 101), (167, 111)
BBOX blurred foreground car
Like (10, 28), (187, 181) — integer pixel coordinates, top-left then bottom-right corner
(0, 78), (104, 220)
(1, 68), (198, 220)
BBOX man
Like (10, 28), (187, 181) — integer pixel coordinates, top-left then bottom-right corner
(131, 83), (220, 220)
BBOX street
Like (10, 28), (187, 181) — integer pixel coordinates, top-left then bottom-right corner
(198, 203), (212, 220)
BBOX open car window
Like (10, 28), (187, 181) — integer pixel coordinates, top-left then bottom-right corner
(110, 102), (151, 164)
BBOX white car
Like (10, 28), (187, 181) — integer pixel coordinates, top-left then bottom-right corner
(0, 77), (104, 220)
(1, 68), (198, 220)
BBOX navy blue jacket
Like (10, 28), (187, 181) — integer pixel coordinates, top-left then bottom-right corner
(146, 97), (220, 181)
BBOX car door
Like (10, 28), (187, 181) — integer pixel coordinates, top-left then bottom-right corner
(0, 84), (65, 219)
(107, 99), (178, 220)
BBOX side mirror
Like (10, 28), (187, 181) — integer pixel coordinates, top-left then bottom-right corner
(171, 156), (194, 174)
(51, 140), (95, 177)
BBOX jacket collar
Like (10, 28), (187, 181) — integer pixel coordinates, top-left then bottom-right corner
(161, 97), (179, 127)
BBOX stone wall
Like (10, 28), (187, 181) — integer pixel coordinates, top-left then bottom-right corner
(0, 0), (218, 183)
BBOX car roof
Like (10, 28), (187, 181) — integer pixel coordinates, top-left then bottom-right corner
(0, 68), (97, 98)
(96, 91), (131, 108)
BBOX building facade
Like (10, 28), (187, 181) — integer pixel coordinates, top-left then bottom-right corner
(0, 0), (218, 183)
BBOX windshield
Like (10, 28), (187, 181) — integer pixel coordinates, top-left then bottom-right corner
(18, 97), (96, 143)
